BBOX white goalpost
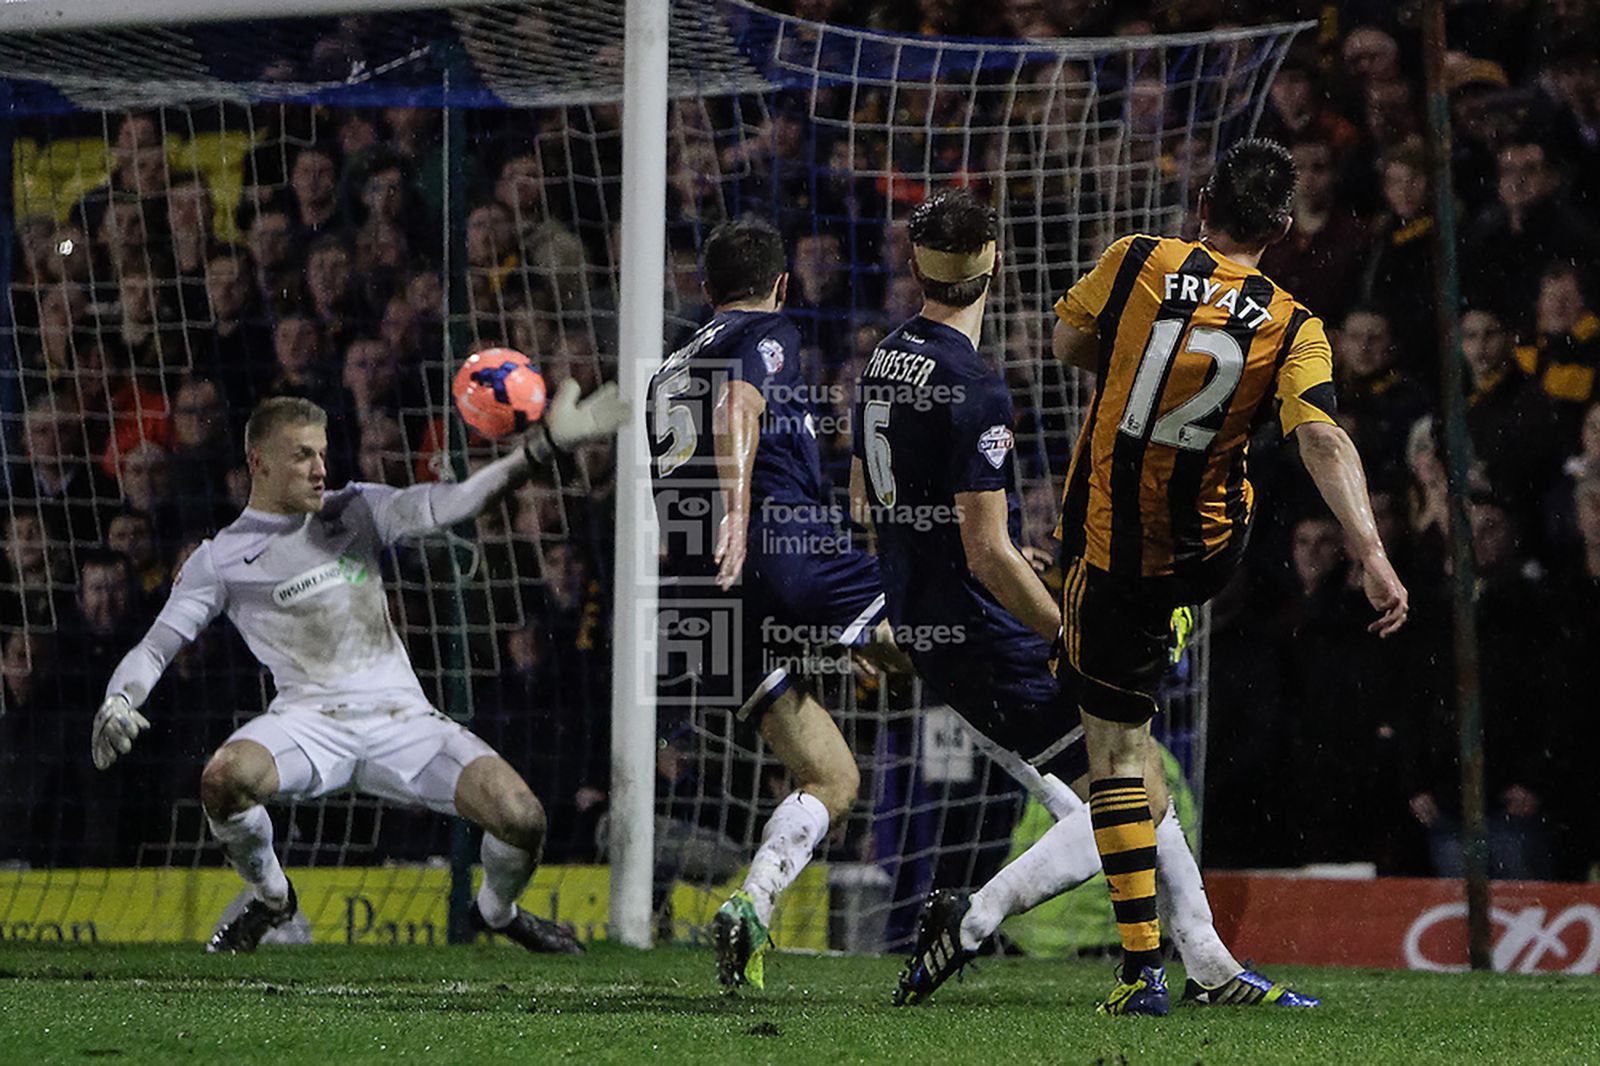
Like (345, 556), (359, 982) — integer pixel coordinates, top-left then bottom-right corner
(610, 0), (666, 950)
(0, 0), (1310, 953)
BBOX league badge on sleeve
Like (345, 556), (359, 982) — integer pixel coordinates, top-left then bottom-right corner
(978, 425), (1014, 469)
(758, 337), (785, 375)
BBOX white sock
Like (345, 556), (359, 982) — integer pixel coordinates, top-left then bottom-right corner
(477, 833), (537, 929)
(742, 791), (830, 927)
(1154, 800), (1241, 987)
(207, 806), (290, 909)
(960, 804), (1099, 951)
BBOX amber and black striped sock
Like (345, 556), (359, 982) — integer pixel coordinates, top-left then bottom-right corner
(1088, 777), (1161, 983)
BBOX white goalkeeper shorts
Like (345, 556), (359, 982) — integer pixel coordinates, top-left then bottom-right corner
(226, 702), (497, 816)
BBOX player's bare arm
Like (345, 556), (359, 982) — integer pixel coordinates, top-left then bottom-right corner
(1052, 318), (1097, 372)
(955, 488), (1061, 643)
(713, 377), (765, 590)
(1294, 420), (1409, 636)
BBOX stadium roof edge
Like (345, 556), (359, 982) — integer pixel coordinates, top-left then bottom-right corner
(0, 1), (1317, 50)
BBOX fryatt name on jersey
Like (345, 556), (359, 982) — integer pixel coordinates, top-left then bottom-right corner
(1161, 272), (1275, 327)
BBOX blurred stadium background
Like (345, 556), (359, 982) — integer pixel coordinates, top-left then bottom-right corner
(0, 0), (1596, 979)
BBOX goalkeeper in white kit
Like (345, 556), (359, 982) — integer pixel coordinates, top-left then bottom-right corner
(91, 383), (628, 953)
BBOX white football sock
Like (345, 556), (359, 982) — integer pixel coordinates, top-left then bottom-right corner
(742, 790), (830, 927)
(1154, 799), (1241, 987)
(207, 805), (290, 909)
(960, 804), (1100, 951)
(477, 833), (537, 929)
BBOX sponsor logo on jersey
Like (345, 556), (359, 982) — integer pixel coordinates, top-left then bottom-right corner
(758, 337), (785, 374)
(978, 424), (1014, 469)
(272, 555), (369, 607)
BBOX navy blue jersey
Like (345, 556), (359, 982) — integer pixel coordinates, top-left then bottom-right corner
(648, 310), (822, 578)
(853, 316), (1035, 657)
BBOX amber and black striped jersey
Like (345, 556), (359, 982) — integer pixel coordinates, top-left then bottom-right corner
(1055, 234), (1338, 590)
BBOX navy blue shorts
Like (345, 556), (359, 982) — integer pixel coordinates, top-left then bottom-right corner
(912, 632), (1089, 785)
(658, 530), (886, 728)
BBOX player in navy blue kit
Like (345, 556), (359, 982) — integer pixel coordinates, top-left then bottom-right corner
(855, 190), (1315, 1015)
(647, 218), (887, 991)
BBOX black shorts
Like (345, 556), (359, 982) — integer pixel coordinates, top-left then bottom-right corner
(1057, 557), (1179, 726)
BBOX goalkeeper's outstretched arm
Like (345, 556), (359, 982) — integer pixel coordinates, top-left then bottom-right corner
(369, 378), (631, 542)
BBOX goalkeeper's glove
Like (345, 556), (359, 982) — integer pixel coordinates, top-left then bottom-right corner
(91, 693), (150, 770)
(542, 379), (631, 454)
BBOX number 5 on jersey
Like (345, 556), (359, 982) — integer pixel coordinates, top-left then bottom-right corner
(652, 365), (698, 477)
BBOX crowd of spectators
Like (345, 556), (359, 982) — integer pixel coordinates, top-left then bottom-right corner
(1, 0), (1595, 885)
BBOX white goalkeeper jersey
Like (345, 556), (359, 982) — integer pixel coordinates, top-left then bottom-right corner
(142, 482), (445, 715)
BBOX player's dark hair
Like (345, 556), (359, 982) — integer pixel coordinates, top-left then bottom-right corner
(245, 396), (328, 455)
(702, 217), (787, 307)
(907, 188), (999, 308)
(1202, 138), (1297, 248)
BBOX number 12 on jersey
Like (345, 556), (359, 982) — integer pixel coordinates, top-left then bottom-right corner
(1116, 322), (1245, 452)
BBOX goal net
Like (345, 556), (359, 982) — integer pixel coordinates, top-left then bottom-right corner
(0, 0), (1307, 951)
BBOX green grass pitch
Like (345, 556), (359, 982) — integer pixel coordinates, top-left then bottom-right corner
(0, 943), (1596, 1064)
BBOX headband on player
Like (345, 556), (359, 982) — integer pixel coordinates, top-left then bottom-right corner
(912, 241), (997, 283)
